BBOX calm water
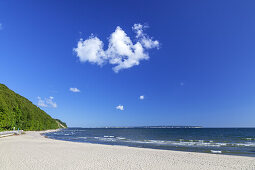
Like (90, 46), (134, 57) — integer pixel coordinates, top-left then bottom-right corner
(44, 128), (255, 156)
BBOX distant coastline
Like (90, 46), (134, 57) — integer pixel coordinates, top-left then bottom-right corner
(84, 126), (203, 129)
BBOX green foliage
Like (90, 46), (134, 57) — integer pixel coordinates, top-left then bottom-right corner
(0, 84), (66, 131)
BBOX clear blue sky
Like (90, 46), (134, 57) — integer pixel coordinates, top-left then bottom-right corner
(1, 0), (255, 127)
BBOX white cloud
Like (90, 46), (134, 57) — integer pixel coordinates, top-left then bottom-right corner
(116, 105), (124, 111)
(47, 96), (57, 108)
(132, 24), (159, 49)
(139, 95), (144, 100)
(74, 36), (105, 65)
(37, 96), (57, 108)
(74, 23), (159, 73)
(69, 87), (80, 93)
(37, 97), (47, 107)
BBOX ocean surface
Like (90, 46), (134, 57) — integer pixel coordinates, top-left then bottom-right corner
(44, 128), (255, 156)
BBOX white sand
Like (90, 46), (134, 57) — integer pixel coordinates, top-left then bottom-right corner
(0, 131), (254, 170)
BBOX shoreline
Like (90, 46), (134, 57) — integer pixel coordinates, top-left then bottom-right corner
(0, 131), (255, 170)
(42, 132), (255, 158)
(42, 128), (255, 158)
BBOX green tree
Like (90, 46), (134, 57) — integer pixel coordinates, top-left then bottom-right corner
(0, 84), (67, 131)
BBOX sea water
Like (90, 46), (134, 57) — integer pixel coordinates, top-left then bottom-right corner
(44, 128), (255, 156)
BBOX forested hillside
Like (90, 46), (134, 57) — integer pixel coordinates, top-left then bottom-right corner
(0, 84), (67, 131)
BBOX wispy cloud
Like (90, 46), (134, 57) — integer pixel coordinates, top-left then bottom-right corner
(116, 105), (124, 111)
(69, 87), (80, 93)
(74, 23), (159, 73)
(0, 23), (3, 30)
(139, 95), (144, 100)
(37, 96), (57, 108)
(37, 97), (48, 107)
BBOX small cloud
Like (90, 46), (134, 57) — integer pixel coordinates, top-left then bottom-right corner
(180, 82), (184, 86)
(37, 97), (47, 107)
(139, 95), (144, 100)
(69, 87), (80, 93)
(74, 23), (159, 73)
(116, 105), (124, 111)
(47, 96), (57, 108)
(0, 23), (3, 30)
(37, 96), (57, 108)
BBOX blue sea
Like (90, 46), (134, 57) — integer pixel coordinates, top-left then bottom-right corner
(44, 128), (255, 156)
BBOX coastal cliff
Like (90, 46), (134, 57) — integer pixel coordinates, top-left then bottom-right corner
(0, 84), (67, 131)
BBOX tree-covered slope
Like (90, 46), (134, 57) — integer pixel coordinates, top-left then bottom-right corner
(0, 84), (67, 131)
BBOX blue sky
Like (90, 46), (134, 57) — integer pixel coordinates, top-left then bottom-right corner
(1, 0), (255, 127)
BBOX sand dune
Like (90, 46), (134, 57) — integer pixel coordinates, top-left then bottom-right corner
(0, 131), (254, 170)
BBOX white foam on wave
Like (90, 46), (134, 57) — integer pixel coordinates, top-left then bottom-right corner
(243, 138), (255, 141)
(75, 135), (255, 148)
(99, 137), (116, 142)
(119, 139), (255, 148)
(211, 150), (222, 154)
(77, 137), (87, 139)
(104, 136), (114, 138)
(235, 143), (255, 147)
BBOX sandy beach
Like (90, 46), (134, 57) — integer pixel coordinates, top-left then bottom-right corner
(0, 131), (254, 170)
